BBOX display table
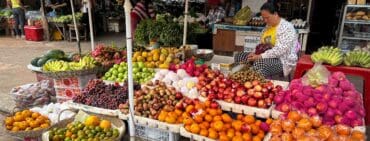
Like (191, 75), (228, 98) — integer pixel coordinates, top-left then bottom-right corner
(212, 24), (309, 53)
(294, 55), (370, 125)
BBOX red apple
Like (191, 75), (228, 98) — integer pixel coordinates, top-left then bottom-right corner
(258, 99), (266, 108)
(253, 92), (263, 99)
(210, 81), (217, 86)
(261, 88), (268, 94)
(265, 98), (272, 106)
(252, 80), (260, 86)
(175, 92), (183, 100)
(229, 92), (235, 98)
(224, 97), (233, 103)
(231, 88), (236, 93)
(254, 85), (262, 92)
(219, 82), (226, 88)
(218, 88), (225, 93)
(234, 96), (242, 104)
(241, 124), (251, 132)
(244, 81), (253, 89)
(217, 93), (224, 99)
(175, 101), (184, 110)
(208, 90), (215, 95)
(208, 94), (216, 100)
(184, 98), (193, 105)
(247, 98), (257, 106)
(241, 95), (249, 104)
(210, 102), (219, 109)
(247, 89), (255, 96)
(232, 82), (240, 89)
(212, 87), (218, 93)
(236, 88), (246, 97)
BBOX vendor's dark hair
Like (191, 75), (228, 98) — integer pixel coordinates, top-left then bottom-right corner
(260, 2), (279, 15)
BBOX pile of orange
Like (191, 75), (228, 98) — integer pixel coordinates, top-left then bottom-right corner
(270, 111), (366, 141)
(158, 109), (184, 124)
(4, 109), (50, 132)
(182, 100), (270, 141)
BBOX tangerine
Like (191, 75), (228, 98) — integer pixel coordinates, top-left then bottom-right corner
(177, 116), (184, 123)
(31, 112), (41, 119)
(168, 112), (178, 118)
(232, 135), (243, 141)
(252, 136), (262, 141)
(99, 120), (112, 129)
(14, 115), (24, 122)
(204, 115), (213, 122)
(208, 129), (218, 139)
(213, 115), (222, 122)
(185, 105), (195, 113)
(266, 118), (273, 125)
(216, 109), (223, 115)
(204, 100), (212, 108)
(158, 112), (167, 122)
(183, 117), (194, 125)
(281, 133), (293, 141)
(208, 109), (218, 116)
(5, 117), (14, 126)
(184, 125), (191, 131)
(255, 120), (262, 126)
(194, 115), (203, 123)
(199, 129), (209, 137)
(213, 120), (224, 131)
(219, 134), (230, 141)
(231, 120), (243, 131)
(226, 128), (235, 139)
(11, 126), (20, 132)
(243, 115), (255, 124)
(182, 112), (191, 118)
(174, 109), (183, 116)
(165, 116), (177, 124)
(335, 124), (351, 136)
(85, 116), (100, 126)
(287, 111), (302, 122)
(21, 110), (32, 118)
(257, 130), (265, 139)
(200, 122), (210, 129)
(250, 124), (260, 135)
(235, 131), (242, 137)
(224, 123), (232, 129)
(297, 118), (312, 131)
(292, 127), (305, 139)
(190, 123), (200, 134)
(236, 114), (244, 120)
(351, 130), (365, 141)
(242, 133), (252, 141)
(221, 114), (233, 123)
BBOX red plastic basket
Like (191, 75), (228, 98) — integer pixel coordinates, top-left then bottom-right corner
(24, 26), (44, 41)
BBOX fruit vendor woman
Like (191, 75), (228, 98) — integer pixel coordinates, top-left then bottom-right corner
(234, 2), (299, 77)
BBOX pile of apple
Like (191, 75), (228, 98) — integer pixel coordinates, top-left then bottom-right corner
(169, 59), (208, 77)
(197, 69), (283, 109)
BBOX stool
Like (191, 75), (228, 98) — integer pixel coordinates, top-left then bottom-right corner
(68, 24), (87, 42)
(294, 55), (370, 125)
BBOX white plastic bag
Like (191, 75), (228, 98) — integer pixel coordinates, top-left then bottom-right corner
(302, 63), (330, 87)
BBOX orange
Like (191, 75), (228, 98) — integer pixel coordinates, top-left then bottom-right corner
(190, 123), (200, 134)
(204, 100), (212, 108)
(25, 127), (32, 131)
(288, 111), (302, 122)
(297, 118), (312, 131)
(29, 120), (39, 128)
(18, 122), (27, 130)
(183, 117), (194, 125)
(217, 109), (223, 115)
(31, 112), (41, 119)
(232, 120), (243, 131)
(194, 115), (203, 123)
(251, 124), (260, 135)
(204, 115), (213, 122)
(6, 125), (12, 130)
(208, 109), (218, 116)
(335, 124), (351, 136)
(257, 130), (265, 139)
(200, 122), (210, 129)
(165, 116), (177, 124)
(184, 125), (191, 131)
(292, 127), (305, 139)
(85, 116), (100, 126)
(235, 131), (242, 137)
(236, 114), (244, 120)
(200, 129), (209, 137)
(182, 112), (191, 118)
(213, 115), (222, 122)
(252, 136), (262, 141)
(219, 131), (227, 137)
(158, 112), (167, 122)
(14, 115), (24, 122)
(168, 112), (178, 118)
(21, 110), (32, 118)
(208, 129), (218, 139)
(224, 123), (232, 129)
(219, 134), (230, 141)
(185, 105), (195, 113)
(214, 120), (224, 131)
(266, 118), (273, 125)
(177, 116), (184, 123)
(40, 123), (50, 128)
(232, 135), (244, 141)
(242, 133), (252, 141)
(4, 117), (14, 126)
(243, 115), (255, 124)
(15, 112), (22, 116)
(174, 109), (183, 116)
(99, 120), (112, 129)
(221, 114), (233, 123)
(226, 128), (235, 139)
(11, 126), (20, 132)
(351, 130), (365, 141)
(65, 130), (73, 137)
(195, 103), (205, 110)
(255, 120), (262, 126)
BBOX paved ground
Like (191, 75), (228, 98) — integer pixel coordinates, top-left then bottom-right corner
(0, 34), (368, 140)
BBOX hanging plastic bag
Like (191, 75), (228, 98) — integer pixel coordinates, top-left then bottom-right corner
(302, 63), (330, 87)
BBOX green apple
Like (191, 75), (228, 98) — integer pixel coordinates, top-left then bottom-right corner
(112, 70), (118, 76)
(132, 62), (138, 68)
(105, 72), (111, 77)
(113, 64), (119, 68)
(138, 62), (145, 68)
(118, 67), (125, 73)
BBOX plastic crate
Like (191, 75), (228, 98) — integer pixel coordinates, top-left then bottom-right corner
(24, 25), (43, 41)
(135, 124), (180, 141)
(53, 74), (96, 88)
(55, 87), (82, 98)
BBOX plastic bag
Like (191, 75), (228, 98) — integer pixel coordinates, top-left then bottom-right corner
(302, 63), (330, 87)
(11, 80), (54, 109)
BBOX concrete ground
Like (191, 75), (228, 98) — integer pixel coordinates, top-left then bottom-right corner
(0, 34), (368, 140)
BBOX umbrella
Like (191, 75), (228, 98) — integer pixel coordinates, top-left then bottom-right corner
(123, 0), (136, 137)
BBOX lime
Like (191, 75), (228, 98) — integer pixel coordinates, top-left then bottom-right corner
(106, 131), (112, 137)
(58, 134), (65, 140)
(64, 137), (72, 141)
(78, 130), (86, 137)
(112, 129), (119, 137)
(95, 126), (102, 132)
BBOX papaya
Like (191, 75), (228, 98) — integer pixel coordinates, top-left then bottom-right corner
(45, 49), (65, 59)
(30, 57), (41, 66)
(37, 57), (49, 67)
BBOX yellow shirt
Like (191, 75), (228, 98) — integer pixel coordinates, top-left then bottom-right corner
(11, 0), (21, 8)
(261, 25), (277, 46)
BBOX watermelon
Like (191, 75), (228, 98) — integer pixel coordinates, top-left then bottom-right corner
(37, 57), (49, 67)
(45, 49), (65, 59)
(30, 57), (41, 66)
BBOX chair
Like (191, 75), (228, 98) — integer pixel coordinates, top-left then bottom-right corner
(68, 24), (87, 42)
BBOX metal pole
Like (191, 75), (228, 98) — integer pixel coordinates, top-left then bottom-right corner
(70, 0), (81, 54)
(124, 0), (135, 137)
(88, 0), (95, 50)
(182, 0), (189, 46)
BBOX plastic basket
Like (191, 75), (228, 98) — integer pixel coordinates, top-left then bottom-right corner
(24, 26), (43, 41)
(135, 124), (180, 141)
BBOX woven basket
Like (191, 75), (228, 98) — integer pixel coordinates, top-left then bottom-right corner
(42, 109), (125, 141)
(2, 107), (51, 138)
